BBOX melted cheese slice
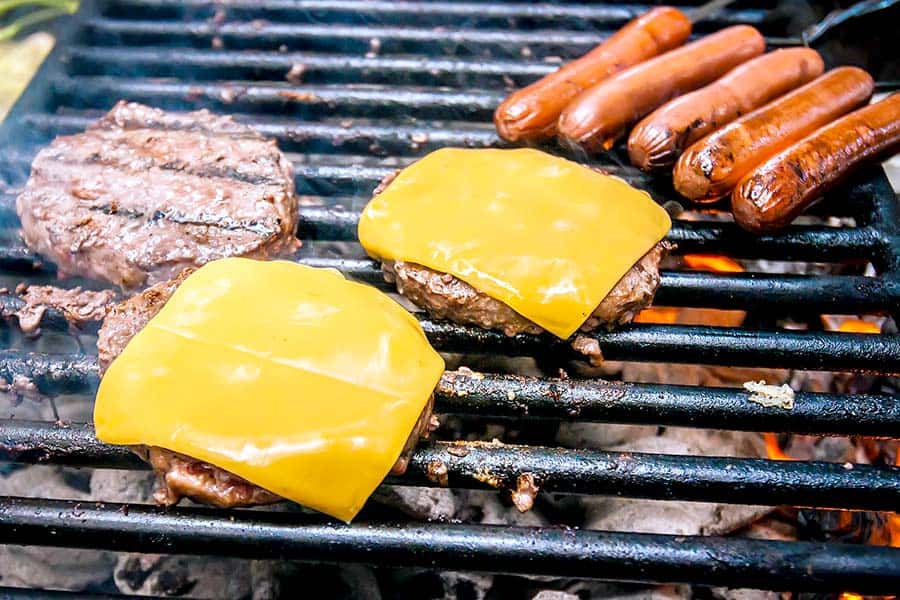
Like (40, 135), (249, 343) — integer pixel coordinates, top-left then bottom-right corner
(94, 258), (445, 522)
(358, 148), (671, 338)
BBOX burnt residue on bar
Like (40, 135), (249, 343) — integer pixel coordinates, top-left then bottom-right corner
(435, 370), (900, 438)
(0, 351), (99, 395)
(0, 495), (897, 593)
(0, 357), (899, 436)
(2, 420), (899, 512)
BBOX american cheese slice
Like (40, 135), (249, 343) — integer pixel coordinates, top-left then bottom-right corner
(94, 258), (445, 522)
(358, 148), (671, 338)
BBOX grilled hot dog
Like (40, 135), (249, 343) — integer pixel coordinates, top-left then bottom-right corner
(628, 48), (824, 171)
(732, 94), (900, 234)
(494, 7), (692, 144)
(557, 25), (765, 154)
(674, 67), (874, 202)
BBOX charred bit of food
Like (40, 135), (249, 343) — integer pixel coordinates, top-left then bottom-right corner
(4, 284), (117, 335)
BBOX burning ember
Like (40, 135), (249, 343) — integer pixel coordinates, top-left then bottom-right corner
(763, 433), (792, 462)
(635, 254), (746, 326)
(682, 254), (744, 273)
(822, 316), (883, 334)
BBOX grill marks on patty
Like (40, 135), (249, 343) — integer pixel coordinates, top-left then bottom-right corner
(17, 102), (299, 289)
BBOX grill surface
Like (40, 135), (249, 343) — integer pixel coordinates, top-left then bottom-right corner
(0, 0), (899, 594)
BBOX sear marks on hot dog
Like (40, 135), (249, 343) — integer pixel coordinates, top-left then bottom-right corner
(494, 7), (691, 144)
(733, 94), (900, 234)
(16, 101), (300, 290)
(673, 67), (874, 202)
(628, 48), (824, 172)
(557, 25), (765, 154)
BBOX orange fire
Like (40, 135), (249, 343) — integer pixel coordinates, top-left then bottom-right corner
(835, 319), (881, 334)
(683, 254), (744, 273)
(891, 452), (900, 549)
(764, 433), (792, 461)
(635, 254), (745, 324)
(839, 594), (864, 600)
(633, 307), (680, 324)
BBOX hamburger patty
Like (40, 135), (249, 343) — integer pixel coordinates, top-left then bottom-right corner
(371, 171), (671, 338)
(97, 271), (438, 508)
(383, 242), (671, 337)
(17, 101), (299, 289)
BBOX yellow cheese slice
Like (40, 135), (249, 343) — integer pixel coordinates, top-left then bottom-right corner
(94, 258), (445, 522)
(358, 148), (671, 338)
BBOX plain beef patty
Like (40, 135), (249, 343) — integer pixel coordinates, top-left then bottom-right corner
(17, 101), (299, 289)
(97, 271), (438, 508)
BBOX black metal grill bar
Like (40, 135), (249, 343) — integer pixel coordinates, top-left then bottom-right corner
(421, 320), (900, 374)
(0, 351), (100, 394)
(301, 256), (900, 315)
(4, 351), (900, 437)
(436, 371), (900, 438)
(101, 0), (769, 27)
(0, 246), (898, 362)
(3, 420), (900, 511)
(67, 45), (556, 87)
(0, 588), (157, 599)
(299, 205), (884, 260)
(23, 111), (498, 159)
(1, 497), (897, 594)
(82, 17), (801, 56)
(52, 76), (500, 120)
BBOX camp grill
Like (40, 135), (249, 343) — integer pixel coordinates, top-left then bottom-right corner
(0, 0), (899, 595)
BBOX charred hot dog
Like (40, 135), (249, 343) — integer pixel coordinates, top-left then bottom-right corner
(673, 67), (874, 202)
(732, 94), (900, 234)
(557, 25), (765, 153)
(628, 48), (824, 171)
(494, 7), (692, 144)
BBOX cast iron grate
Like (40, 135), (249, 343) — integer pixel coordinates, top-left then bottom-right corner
(0, 0), (899, 594)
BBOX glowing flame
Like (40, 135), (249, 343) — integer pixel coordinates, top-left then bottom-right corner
(683, 254), (744, 273)
(835, 319), (881, 334)
(891, 452), (900, 549)
(839, 594), (864, 600)
(764, 433), (792, 461)
(633, 307), (680, 324)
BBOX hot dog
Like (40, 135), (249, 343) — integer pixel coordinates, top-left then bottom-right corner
(732, 94), (900, 234)
(557, 25), (765, 154)
(494, 7), (692, 144)
(674, 67), (874, 202)
(628, 48), (824, 172)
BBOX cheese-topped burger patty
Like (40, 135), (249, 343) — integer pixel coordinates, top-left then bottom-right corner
(359, 148), (672, 339)
(95, 258), (443, 521)
(17, 102), (299, 289)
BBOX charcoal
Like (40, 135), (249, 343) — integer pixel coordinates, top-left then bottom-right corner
(371, 485), (456, 520)
(0, 465), (115, 591)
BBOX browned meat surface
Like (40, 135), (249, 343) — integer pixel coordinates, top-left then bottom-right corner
(97, 268), (194, 373)
(141, 446), (281, 508)
(17, 101), (299, 289)
(2, 283), (117, 335)
(383, 242), (671, 338)
(97, 270), (438, 508)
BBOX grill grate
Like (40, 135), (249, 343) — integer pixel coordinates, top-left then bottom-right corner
(0, 0), (899, 594)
